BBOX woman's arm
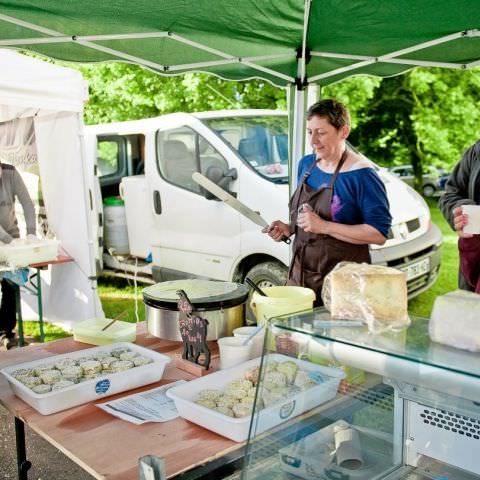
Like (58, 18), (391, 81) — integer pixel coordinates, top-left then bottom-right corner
(13, 169), (36, 236)
(297, 211), (386, 245)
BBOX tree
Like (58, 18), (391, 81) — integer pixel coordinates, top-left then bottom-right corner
(342, 68), (480, 191)
(74, 63), (286, 124)
(74, 60), (480, 193)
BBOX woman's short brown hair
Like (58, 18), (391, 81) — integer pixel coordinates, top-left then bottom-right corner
(306, 99), (350, 130)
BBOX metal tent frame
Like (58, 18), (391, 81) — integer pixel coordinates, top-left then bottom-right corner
(0, 1), (479, 185)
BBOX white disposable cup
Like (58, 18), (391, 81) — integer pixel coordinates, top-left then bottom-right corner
(462, 205), (480, 234)
(217, 336), (252, 370)
(233, 326), (265, 359)
(334, 425), (363, 470)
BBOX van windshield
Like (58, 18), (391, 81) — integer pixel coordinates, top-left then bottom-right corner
(202, 115), (289, 183)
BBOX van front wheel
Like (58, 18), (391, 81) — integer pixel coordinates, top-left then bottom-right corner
(244, 261), (288, 324)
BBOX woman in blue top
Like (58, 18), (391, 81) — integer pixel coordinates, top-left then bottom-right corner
(264, 99), (392, 303)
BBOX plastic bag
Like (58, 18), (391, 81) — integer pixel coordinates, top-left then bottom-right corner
(321, 262), (410, 334)
(2, 268), (29, 286)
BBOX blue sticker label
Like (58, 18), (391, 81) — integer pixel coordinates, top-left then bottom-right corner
(279, 400), (296, 419)
(95, 379), (110, 395)
(308, 372), (327, 384)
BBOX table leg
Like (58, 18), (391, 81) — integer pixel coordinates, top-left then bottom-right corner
(15, 417), (31, 480)
(14, 284), (24, 347)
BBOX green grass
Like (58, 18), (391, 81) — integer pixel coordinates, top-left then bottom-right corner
(408, 198), (458, 317)
(24, 200), (459, 343)
(96, 275), (146, 323)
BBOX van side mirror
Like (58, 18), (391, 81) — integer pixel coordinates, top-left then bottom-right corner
(203, 166), (238, 200)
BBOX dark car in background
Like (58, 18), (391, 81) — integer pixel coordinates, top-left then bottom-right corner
(438, 172), (450, 191)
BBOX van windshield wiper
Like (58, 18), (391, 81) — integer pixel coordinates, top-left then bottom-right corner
(271, 177), (288, 184)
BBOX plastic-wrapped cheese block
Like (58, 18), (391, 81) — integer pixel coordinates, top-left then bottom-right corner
(322, 262), (410, 333)
(429, 290), (480, 351)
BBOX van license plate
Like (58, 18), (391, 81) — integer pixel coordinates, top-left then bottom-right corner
(401, 258), (430, 281)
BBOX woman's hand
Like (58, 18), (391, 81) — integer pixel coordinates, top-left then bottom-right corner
(297, 210), (329, 234)
(262, 220), (291, 242)
(453, 206), (473, 238)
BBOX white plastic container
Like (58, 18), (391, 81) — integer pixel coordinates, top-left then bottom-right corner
(0, 239), (60, 268)
(73, 318), (137, 345)
(1, 342), (170, 415)
(462, 204), (480, 234)
(279, 421), (393, 480)
(217, 336), (252, 369)
(120, 176), (151, 258)
(103, 197), (130, 255)
(233, 326), (265, 359)
(167, 354), (344, 442)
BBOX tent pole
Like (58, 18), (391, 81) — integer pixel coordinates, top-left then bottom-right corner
(288, 84), (307, 193)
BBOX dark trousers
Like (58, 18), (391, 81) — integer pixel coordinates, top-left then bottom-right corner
(0, 278), (17, 336)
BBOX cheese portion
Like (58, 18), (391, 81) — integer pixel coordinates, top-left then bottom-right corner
(323, 263), (409, 332)
(429, 290), (480, 351)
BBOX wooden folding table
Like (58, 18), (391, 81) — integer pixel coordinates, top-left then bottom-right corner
(0, 324), (245, 480)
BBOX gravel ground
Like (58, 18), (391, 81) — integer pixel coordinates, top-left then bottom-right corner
(0, 404), (94, 480)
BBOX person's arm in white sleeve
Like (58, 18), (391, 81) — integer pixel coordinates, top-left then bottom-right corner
(13, 169), (36, 237)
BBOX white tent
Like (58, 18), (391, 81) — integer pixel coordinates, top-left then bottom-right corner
(0, 49), (103, 326)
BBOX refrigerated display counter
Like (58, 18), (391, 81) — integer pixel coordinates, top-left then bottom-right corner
(241, 308), (480, 480)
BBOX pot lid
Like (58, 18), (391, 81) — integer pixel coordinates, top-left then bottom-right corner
(143, 279), (249, 311)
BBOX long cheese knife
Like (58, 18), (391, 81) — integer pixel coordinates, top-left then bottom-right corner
(192, 172), (291, 244)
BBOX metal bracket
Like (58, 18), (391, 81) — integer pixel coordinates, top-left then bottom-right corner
(138, 455), (166, 480)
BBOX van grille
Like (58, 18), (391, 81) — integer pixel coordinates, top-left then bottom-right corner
(387, 245), (433, 268)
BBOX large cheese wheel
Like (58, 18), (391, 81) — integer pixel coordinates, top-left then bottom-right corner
(323, 262), (409, 332)
(429, 290), (480, 351)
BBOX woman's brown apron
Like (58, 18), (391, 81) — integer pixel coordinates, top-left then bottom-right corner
(287, 150), (371, 304)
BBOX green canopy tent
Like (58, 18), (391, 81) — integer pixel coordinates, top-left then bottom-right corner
(1, 0), (480, 174)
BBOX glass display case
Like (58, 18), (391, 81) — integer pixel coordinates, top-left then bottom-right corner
(241, 308), (480, 480)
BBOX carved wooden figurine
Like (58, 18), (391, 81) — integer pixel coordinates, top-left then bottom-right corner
(176, 289), (211, 370)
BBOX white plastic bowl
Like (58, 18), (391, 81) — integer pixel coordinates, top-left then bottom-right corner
(73, 318), (137, 345)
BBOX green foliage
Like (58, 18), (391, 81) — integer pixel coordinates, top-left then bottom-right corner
(97, 140), (119, 176)
(407, 68), (480, 171)
(322, 75), (382, 129)
(408, 198), (459, 317)
(332, 68), (480, 191)
(73, 63), (286, 124)
(70, 60), (480, 193)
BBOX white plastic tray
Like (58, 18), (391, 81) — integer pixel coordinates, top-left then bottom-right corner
(1, 342), (170, 415)
(0, 239), (60, 267)
(167, 353), (344, 442)
(279, 421), (394, 480)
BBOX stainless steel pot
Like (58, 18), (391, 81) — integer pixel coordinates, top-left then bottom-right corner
(145, 303), (245, 341)
(143, 280), (249, 341)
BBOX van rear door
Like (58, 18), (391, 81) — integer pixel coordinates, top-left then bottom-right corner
(147, 118), (241, 280)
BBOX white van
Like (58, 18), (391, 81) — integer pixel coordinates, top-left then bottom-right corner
(85, 109), (442, 298)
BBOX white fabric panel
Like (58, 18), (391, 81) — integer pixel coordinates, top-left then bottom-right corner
(0, 49), (87, 121)
(22, 113), (103, 322)
(0, 49), (102, 323)
(21, 263), (103, 327)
